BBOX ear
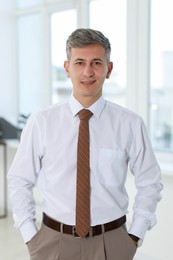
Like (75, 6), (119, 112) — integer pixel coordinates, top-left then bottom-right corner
(106, 62), (113, 79)
(64, 60), (70, 78)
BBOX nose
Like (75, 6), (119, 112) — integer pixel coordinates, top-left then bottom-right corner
(83, 64), (94, 77)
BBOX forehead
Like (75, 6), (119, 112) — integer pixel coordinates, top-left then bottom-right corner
(70, 44), (106, 60)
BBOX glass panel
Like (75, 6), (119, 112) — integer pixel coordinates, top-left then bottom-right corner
(16, 0), (41, 9)
(51, 9), (77, 103)
(89, 0), (126, 106)
(17, 13), (43, 118)
(150, 0), (173, 152)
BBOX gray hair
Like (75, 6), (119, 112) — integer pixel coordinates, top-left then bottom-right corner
(66, 28), (111, 62)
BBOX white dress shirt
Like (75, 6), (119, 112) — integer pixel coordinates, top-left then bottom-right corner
(7, 95), (163, 243)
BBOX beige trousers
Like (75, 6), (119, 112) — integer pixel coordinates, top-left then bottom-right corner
(27, 223), (137, 260)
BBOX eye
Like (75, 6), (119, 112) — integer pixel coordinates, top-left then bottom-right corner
(75, 61), (84, 66)
(93, 61), (102, 66)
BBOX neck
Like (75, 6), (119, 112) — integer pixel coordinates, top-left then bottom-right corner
(73, 94), (102, 108)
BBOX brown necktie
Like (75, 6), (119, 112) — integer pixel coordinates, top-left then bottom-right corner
(76, 109), (93, 237)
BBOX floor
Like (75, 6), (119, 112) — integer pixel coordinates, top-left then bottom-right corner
(0, 144), (173, 260)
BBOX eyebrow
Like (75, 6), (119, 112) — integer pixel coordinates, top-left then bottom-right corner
(74, 58), (104, 62)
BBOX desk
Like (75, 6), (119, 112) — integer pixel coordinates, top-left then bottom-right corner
(0, 140), (7, 218)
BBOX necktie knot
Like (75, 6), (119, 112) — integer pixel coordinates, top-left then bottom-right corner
(78, 109), (93, 121)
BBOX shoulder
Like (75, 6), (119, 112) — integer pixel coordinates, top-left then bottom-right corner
(105, 100), (143, 124)
(23, 101), (69, 131)
(30, 101), (69, 120)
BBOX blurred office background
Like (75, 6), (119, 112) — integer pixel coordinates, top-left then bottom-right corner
(0, 0), (173, 259)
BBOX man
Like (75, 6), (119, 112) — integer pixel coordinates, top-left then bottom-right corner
(8, 28), (163, 260)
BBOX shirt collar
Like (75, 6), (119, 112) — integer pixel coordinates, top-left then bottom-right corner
(69, 94), (105, 119)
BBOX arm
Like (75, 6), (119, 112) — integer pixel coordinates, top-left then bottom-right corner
(7, 113), (44, 243)
(128, 118), (163, 241)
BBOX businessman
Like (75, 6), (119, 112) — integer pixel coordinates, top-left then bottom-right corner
(8, 28), (163, 260)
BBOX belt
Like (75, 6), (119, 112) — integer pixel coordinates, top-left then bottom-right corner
(43, 213), (126, 238)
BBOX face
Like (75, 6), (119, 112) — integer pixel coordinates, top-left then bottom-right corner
(64, 44), (113, 106)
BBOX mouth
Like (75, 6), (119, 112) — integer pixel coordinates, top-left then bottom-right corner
(81, 80), (96, 85)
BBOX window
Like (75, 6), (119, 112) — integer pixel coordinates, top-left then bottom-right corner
(13, 0), (172, 159)
(89, 0), (127, 106)
(16, 0), (41, 9)
(17, 13), (43, 116)
(50, 9), (77, 104)
(150, 0), (173, 152)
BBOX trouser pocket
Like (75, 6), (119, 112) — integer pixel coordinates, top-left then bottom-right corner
(103, 226), (137, 260)
(27, 223), (62, 260)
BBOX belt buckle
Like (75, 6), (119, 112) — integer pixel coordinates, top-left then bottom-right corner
(72, 226), (81, 238)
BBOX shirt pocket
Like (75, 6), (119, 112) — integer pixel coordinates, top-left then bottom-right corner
(98, 148), (127, 186)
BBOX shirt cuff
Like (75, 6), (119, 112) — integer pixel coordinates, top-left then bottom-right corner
(128, 218), (149, 240)
(20, 220), (38, 243)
